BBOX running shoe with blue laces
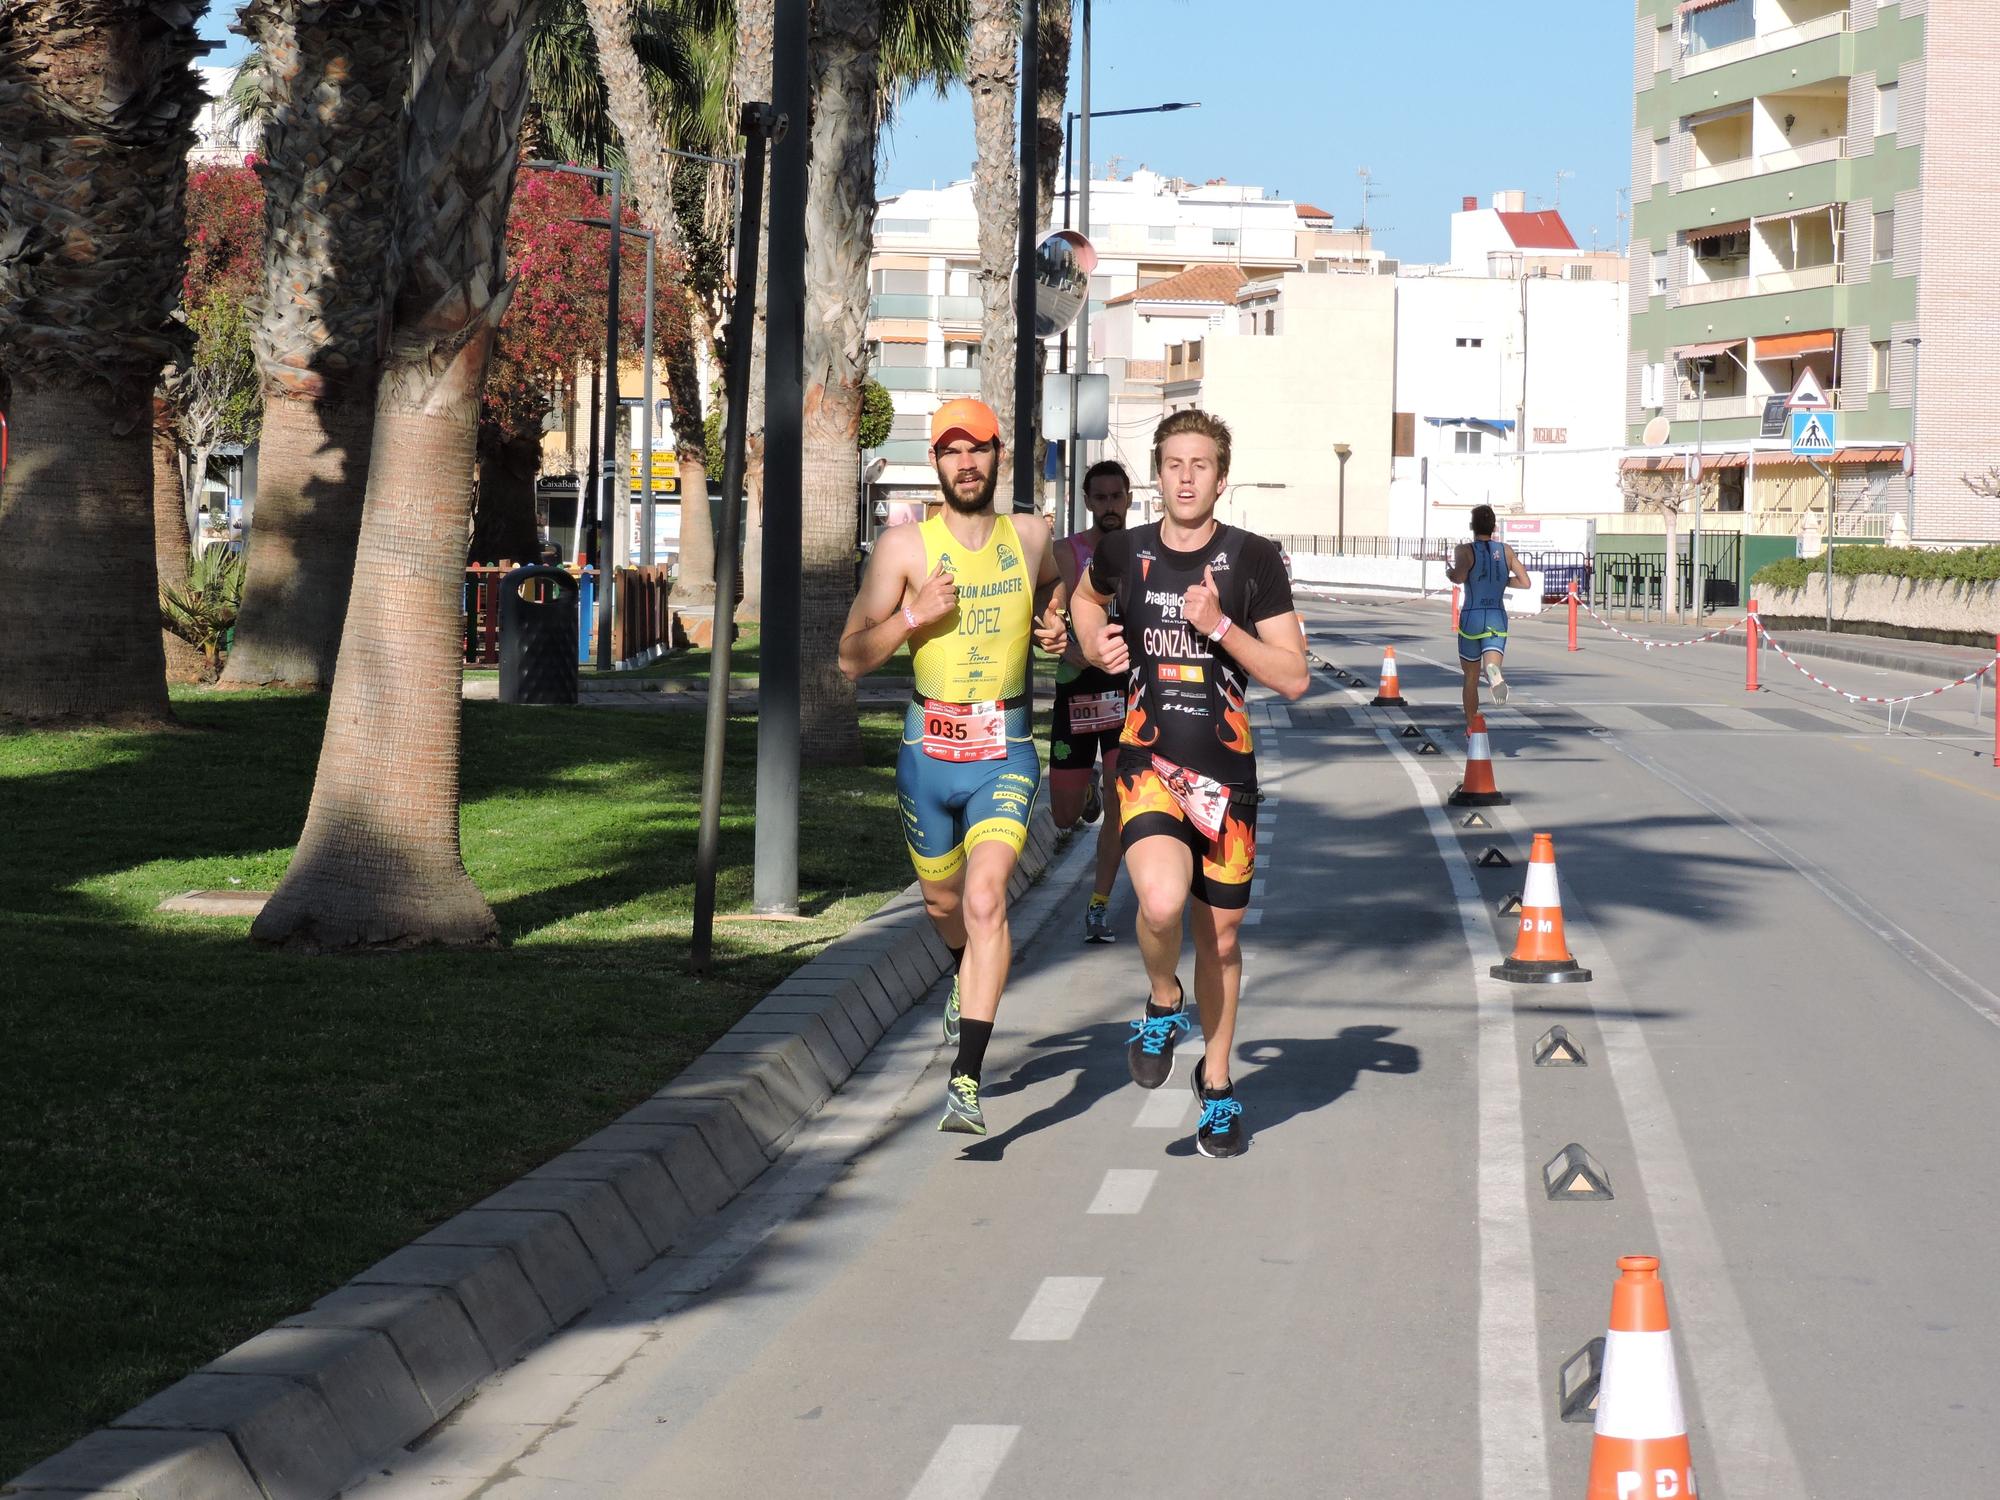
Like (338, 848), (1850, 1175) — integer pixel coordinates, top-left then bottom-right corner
(938, 1071), (986, 1135)
(1190, 1057), (1247, 1159)
(943, 976), (961, 1046)
(1126, 981), (1191, 1089)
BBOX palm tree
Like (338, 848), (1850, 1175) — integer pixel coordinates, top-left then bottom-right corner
(964, 0), (1018, 504)
(0, 2), (206, 724)
(252, 0), (544, 949)
(732, 0), (773, 622)
(153, 396), (207, 683)
(217, 1), (411, 690)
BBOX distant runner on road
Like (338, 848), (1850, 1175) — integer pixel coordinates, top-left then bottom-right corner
(839, 399), (1067, 1138)
(1446, 503), (1531, 723)
(1049, 460), (1135, 945)
(1068, 410), (1309, 1158)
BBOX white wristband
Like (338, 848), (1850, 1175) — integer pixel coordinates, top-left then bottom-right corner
(902, 605), (919, 632)
(1207, 615), (1233, 644)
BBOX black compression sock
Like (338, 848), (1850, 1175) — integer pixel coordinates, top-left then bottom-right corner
(952, 1019), (994, 1081)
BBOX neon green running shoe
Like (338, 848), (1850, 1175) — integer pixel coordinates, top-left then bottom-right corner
(939, 1072), (986, 1135)
(943, 976), (961, 1046)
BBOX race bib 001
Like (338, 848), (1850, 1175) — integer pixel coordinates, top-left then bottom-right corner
(921, 698), (1008, 763)
(1151, 754), (1231, 840)
(1069, 691), (1125, 733)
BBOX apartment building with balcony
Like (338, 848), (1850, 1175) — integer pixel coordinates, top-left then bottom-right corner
(1628, 0), (2000, 539)
(862, 168), (1375, 515)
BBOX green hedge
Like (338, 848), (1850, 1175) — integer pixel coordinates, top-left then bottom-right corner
(1753, 543), (2000, 591)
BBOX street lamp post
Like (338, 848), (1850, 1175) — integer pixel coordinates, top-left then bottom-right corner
(1333, 442), (1351, 553)
(1904, 335), (1922, 537)
(575, 217), (656, 616)
(1059, 91), (1200, 532)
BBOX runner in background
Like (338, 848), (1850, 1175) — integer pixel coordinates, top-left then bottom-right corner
(1446, 503), (1531, 724)
(1049, 460), (1134, 943)
(838, 399), (1068, 1137)
(1068, 410), (1309, 1159)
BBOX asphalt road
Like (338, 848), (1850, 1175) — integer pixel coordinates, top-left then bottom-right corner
(349, 595), (2000, 1499)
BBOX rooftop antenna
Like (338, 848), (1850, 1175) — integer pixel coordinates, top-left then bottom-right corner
(1554, 167), (1574, 209)
(1615, 187), (1629, 254)
(1357, 167), (1391, 234)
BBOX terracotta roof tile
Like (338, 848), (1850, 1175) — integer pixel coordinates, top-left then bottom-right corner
(1295, 203), (1334, 220)
(1496, 210), (1577, 252)
(1104, 263), (1248, 308)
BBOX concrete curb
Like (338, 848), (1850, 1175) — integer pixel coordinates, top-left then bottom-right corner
(5, 805), (1067, 1500)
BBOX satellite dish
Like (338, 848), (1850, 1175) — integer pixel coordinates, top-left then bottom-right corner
(1641, 415), (1671, 446)
(1028, 229), (1098, 339)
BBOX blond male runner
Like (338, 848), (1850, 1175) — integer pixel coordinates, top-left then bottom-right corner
(1069, 410), (1308, 1158)
(839, 399), (1066, 1137)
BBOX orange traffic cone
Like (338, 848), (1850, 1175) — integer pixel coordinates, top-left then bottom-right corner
(1369, 646), (1406, 706)
(1586, 1256), (1697, 1500)
(1449, 712), (1509, 807)
(1491, 832), (1591, 983)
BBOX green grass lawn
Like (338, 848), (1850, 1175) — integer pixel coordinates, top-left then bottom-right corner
(0, 691), (918, 1478)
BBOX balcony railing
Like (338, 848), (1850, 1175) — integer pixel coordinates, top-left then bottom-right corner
(1673, 393), (1765, 421)
(938, 294), (982, 323)
(865, 438), (933, 465)
(1682, 134), (1845, 191)
(938, 365), (982, 392)
(868, 292), (933, 319)
(1681, 275), (1751, 306)
(1754, 263), (1840, 296)
(1683, 7), (1847, 74)
(874, 366), (935, 392)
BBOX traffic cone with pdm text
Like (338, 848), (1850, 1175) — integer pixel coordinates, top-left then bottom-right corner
(1586, 1255), (1698, 1500)
(1369, 646), (1406, 706)
(1449, 712), (1509, 807)
(1491, 832), (1592, 983)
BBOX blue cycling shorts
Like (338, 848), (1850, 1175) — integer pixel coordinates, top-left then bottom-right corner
(895, 702), (1042, 883)
(1457, 605), (1509, 662)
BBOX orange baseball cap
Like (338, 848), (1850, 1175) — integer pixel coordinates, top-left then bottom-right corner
(930, 398), (1001, 451)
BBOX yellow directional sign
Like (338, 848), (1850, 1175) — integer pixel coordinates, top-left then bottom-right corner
(630, 448), (680, 494)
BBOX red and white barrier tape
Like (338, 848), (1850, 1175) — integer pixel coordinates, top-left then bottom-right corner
(1580, 599), (1749, 650)
(1758, 631), (2000, 706)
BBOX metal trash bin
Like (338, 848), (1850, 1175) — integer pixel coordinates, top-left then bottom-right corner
(498, 564), (579, 705)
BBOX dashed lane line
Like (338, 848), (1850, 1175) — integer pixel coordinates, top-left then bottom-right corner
(1086, 1168), (1158, 1215)
(903, 1425), (1020, 1500)
(1008, 1276), (1103, 1342)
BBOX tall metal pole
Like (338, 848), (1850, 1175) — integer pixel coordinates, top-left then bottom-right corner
(754, 0), (808, 914)
(1071, 0), (1091, 534)
(641, 233), (656, 575)
(1691, 361), (1704, 620)
(1905, 335), (1922, 538)
(1062, 107), (1077, 532)
(693, 104), (771, 971)
(1013, 0), (1040, 516)
(597, 172), (622, 671)
(584, 357), (599, 568)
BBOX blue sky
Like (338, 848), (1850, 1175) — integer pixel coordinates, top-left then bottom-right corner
(200, 1), (1634, 267)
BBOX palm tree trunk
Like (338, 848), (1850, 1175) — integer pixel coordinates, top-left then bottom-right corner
(0, 3), (204, 725)
(734, 0), (774, 624)
(1032, 4), (1070, 506)
(153, 397), (207, 684)
(217, 392), (374, 686)
(472, 420), (543, 563)
(666, 310), (715, 601)
(794, 0), (884, 767)
(966, 0), (1018, 506)
(253, 0), (542, 950)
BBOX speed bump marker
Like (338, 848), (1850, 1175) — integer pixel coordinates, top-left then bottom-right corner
(1534, 1025), (1587, 1067)
(1461, 812), (1490, 829)
(1476, 846), (1511, 868)
(1558, 1337), (1605, 1423)
(1400, 724), (1423, 739)
(1497, 893), (1523, 915)
(1544, 1142), (1613, 1201)
(1416, 740), (1441, 756)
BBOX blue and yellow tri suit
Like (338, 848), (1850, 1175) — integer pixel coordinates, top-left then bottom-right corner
(896, 513), (1043, 882)
(1457, 538), (1512, 663)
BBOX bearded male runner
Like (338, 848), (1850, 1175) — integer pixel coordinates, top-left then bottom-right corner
(1049, 460), (1135, 943)
(1068, 409), (1308, 1158)
(839, 398), (1067, 1137)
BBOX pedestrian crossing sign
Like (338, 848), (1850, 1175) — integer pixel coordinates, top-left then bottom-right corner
(1790, 410), (1836, 456)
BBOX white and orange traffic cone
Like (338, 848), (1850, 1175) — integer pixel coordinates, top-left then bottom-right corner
(1449, 712), (1509, 807)
(1369, 646), (1406, 707)
(1586, 1255), (1698, 1500)
(1491, 832), (1592, 983)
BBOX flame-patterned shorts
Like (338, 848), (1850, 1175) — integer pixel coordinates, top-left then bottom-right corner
(1115, 763), (1257, 911)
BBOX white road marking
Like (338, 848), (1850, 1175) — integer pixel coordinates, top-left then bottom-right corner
(1682, 704), (1786, 732)
(1267, 705), (1293, 728)
(1250, 878), (1266, 898)
(1009, 1276), (1102, 1341)
(1133, 1087), (1192, 1129)
(1578, 705), (1662, 733)
(1087, 1168), (1158, 1215)
(904, 1425), (1020, 1500)
(1351, 698), (1549, 1499)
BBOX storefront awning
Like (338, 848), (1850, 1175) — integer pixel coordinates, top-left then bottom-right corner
(873, 331), (927, 344)
(942, 328), (980, 343)
(1678, 0), (1736, 12)
(1755, 203), (1839, 226)
(1671, 338), (1745, 360)
(1755, 329), (1835, 358)
(1424, 416), (1516, 432)
(1621, 452), (1749, 473)
(1685, 219), (1750, 243)
(1626, 446), (1905, 472)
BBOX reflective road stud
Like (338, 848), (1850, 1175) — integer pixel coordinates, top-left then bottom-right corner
(1492, 832), (1593, 983)
(1587, 1255), (1698, 1500)
(1370, 646), (1407, 706)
